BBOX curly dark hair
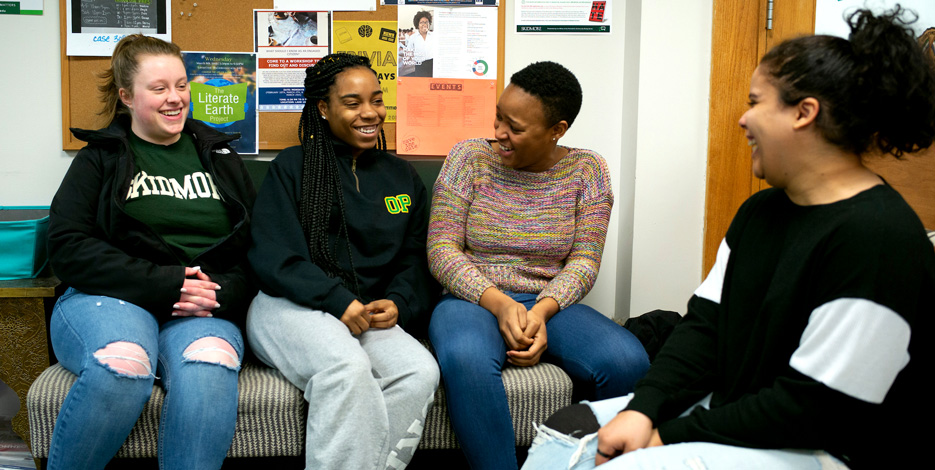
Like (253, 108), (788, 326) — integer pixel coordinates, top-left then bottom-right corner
(508, 61), (583, 128)
(413, 11), (432, 29)
(297, 53), (385, 294)
(760, 6), (935, 158)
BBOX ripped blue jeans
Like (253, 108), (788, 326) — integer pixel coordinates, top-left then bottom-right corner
(47, 288), (243, 470)
(522, 394), (850, 470)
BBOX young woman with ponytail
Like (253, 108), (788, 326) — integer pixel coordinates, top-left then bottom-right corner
(47, 34), (255, 470)
(246, 53), (439, 470)
(522, 7), (935, 470)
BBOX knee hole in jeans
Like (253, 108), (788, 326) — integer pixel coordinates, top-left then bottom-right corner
(93, 341), (153, 378)
(182, 337), (240, 369)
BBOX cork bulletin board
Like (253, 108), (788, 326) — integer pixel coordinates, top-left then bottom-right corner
(59, 0), (506, 152)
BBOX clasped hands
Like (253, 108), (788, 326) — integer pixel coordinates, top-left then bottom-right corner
(173, 266), (222, 317)
(340, 298), (399, 335)
(482, 289), (558, 367)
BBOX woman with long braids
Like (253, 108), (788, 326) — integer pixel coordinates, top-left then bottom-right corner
(246, 53), (439, 469)
(522, 6), (935, 470)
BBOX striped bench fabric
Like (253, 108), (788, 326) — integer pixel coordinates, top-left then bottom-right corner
(27, 343), (573, 458)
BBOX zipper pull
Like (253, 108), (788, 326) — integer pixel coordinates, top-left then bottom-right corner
(351, 156), (360, 192)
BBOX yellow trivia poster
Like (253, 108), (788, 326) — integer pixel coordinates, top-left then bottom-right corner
(333, 21), (399, 123)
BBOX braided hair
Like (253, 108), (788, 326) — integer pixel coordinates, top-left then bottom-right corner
(297, 53), (387, 295)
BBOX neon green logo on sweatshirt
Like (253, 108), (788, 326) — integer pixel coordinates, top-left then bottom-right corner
(384, 194), (411, 214)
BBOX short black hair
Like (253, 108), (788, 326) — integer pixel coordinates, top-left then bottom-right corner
(509, 61), (583, 127)
(761, 6), (935, 157)
(413, 11), (432, 29)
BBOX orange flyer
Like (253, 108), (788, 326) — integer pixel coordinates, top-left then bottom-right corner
(396, 77), (496, 156)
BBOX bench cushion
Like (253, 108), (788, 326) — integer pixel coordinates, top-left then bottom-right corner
(28, 353), (572, 457)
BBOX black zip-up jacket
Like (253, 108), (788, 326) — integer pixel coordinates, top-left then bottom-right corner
(48, 118), (257, 327)
(249, 142), (438, 329)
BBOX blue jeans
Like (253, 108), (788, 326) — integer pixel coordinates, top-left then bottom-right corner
(429, 293), (650, 470)
(522, 395), (850, 470)
(47, 288), (243, 470)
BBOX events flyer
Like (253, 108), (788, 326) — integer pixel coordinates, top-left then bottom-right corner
(254, 10), (331, 112)
(66, 0), (171, 56)
(0, 0), (43, 15)
(183, 52), (259, 155)
(396, 78), (496, 155)
(333, 20), (400, 122)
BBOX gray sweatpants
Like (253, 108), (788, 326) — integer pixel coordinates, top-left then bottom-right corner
(246, 292), (440, 470)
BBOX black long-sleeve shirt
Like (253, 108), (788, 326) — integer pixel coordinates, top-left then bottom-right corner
(626, 185), (932, 469)
(48, 118), (256, 326)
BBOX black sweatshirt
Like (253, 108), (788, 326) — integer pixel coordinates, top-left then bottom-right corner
(48, 118), (256, 326)
(625, 185), (932, 469)
(248, 143), (437, 328)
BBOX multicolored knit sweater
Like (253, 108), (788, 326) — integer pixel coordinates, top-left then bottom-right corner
(427, 138), (614, 309)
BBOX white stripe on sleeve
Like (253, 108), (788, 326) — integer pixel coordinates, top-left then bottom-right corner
(790, 298), (910, 404)
(694, 238), (730, 305)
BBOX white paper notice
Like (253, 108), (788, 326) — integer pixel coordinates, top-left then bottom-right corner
(66, 0), (172, 57)
(275, 1), (376, 11)
(398, 5), (498, 79)
(515, 0), (612, 34)
(815, 0), (934, 38)
(255, 10), (331, 112)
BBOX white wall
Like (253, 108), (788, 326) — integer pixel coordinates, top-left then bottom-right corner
(505, 1), (711, 320)
(628, 1), (712, 317)
(0, 1), (711, 320)
(0, 1), (72, 206)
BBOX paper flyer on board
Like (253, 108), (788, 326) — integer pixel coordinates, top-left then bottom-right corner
(395, 3), (497, 155)
(515, 0), (612, 34)
(66, 0), (171, 56)
(815, 0), (934, 39)
(396, 78), (496, 156)
(382, 1), (498, 5)
(183, 52), (259, 155)
(0, 0), (43, 15)
(398, 5), (497, 79)
(275, 0), (375, 11)
(333, 20), (399, 122)
(254, 10), (331, 112)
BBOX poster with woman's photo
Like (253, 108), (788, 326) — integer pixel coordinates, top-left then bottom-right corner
(398, 7), (437, 77)
(397, 5), (497, 79)
(254, 10), (331, 112)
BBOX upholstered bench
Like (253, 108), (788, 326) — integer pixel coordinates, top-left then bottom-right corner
(27, 343), (573, 463)
(26, 159), (575, 465)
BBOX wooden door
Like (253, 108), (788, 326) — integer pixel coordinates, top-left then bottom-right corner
(703, 0), (817, 275)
